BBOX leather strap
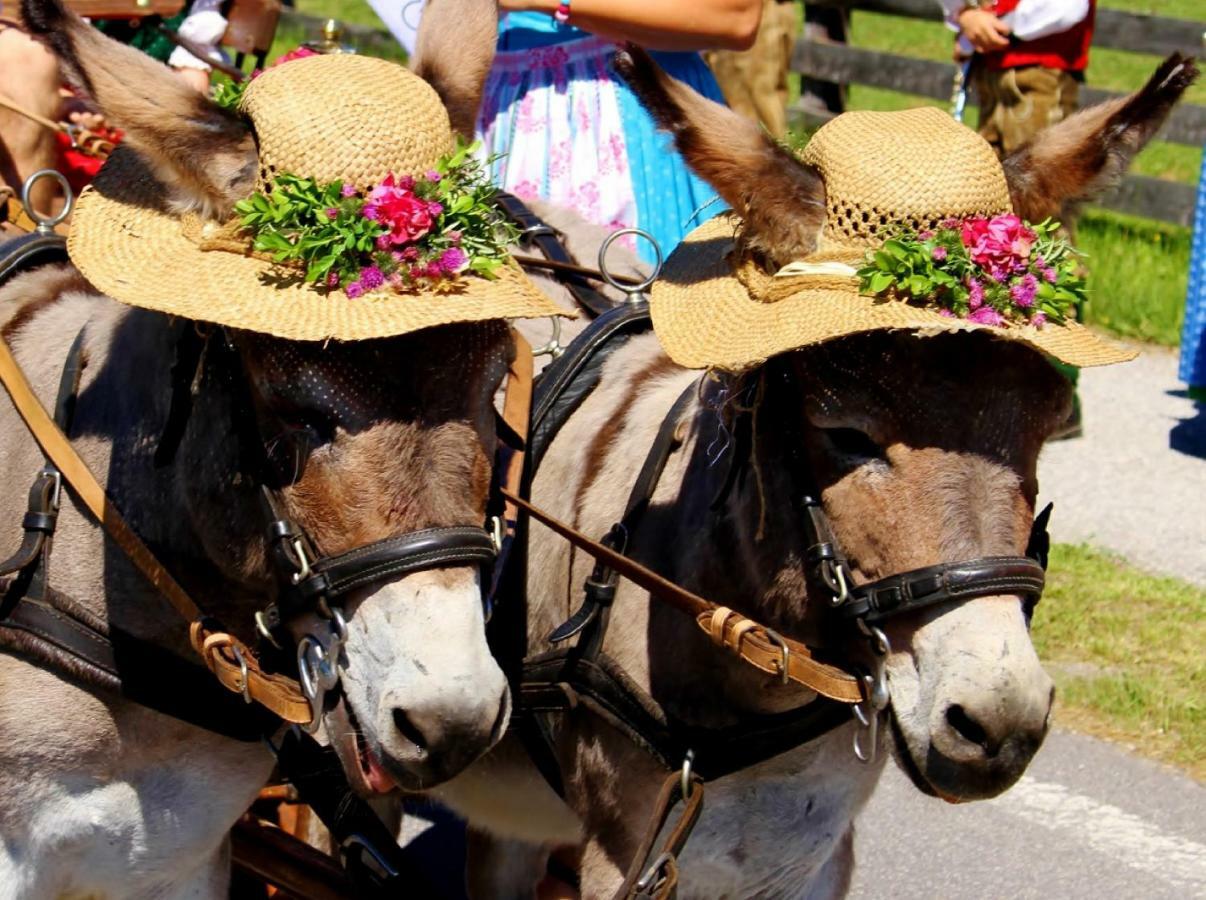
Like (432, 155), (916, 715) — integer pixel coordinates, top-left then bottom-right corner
(501, 330), (533, 531)
(498, 192), (615, 318)
(0, 333), (314, 723)
(618, 769), (705, 900)
(503, 489), (863, 704)
(842, 556), (1046, 624)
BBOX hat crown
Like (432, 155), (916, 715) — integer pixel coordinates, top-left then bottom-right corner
(799, 107), (1013, 250)
(241, 54), (454, 190)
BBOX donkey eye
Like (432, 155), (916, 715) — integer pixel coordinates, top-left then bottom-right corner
(823, 427), (886, 463)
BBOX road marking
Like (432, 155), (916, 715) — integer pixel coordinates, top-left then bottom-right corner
(990, 776), (1206, 891)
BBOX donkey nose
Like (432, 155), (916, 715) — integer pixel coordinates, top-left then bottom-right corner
(939, 678), (1053, 764)
(386, 686), (510, 780)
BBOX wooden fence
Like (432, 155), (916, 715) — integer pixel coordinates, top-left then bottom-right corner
(791, 0), (1205, 225)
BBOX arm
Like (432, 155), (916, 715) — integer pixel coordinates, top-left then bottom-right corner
(500, 0), (763, 52)
(1000, 0), (1091, 41)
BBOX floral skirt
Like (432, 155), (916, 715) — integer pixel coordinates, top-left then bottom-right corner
(476, 36), (726, 266)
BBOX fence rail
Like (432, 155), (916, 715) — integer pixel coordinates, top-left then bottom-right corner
(791, 0), (1205, 225)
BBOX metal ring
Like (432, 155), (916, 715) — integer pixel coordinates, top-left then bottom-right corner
(529, 316), (565, 359)
(297, 635), (323, 701)
(231, 644), (253, 704)
(762, 628), (792, 686)
(680, 749), (695, 801)
(21, 170), (73, 234)
(597, 228), (662, 299)
(635, 852), (673, 895)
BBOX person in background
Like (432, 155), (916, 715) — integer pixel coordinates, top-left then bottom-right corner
(705, 0), (798, 139)
(94, 0), (229, 92)
(477, 0), (761, 266)
(940, 0), (1095, 157)
(1180, 153), (1206, 404)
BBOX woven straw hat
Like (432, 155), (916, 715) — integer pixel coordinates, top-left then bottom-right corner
(651, 107), (1134, 371)
(67, 54), (568, 342)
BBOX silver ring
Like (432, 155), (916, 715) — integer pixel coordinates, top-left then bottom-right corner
(597, 228), (662, 298)
(21, 170), (73, 234)
(680, 749), (695, 800)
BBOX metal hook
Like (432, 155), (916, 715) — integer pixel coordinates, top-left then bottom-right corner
(680, 749), (696, 801)
(231, 644), (253, 704)
(21, 170), (72, 234)
(529, 315), (565, 359)
(598, 228), (663, 303)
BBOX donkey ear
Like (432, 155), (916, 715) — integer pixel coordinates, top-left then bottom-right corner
(411, 0), (498, 141)
(1002, 54), (1199, 224)
(21, 0), (256, 217)
(614, 45), (825, 267)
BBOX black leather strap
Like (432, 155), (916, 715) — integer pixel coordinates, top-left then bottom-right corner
(841, 556), (1046, 624)
(498, 192), (615, 318)
(0, 232), (68, 287)
(273, 728), (450, 899)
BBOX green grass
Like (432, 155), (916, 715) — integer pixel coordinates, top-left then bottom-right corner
(1034, 544), (1205, 779)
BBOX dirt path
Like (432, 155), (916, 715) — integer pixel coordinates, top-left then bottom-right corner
(1037, 343), (1205, 586)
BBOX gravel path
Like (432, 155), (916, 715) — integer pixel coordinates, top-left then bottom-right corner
(1036, 344), (1206, 586)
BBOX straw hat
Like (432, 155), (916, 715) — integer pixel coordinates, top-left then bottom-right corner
(67, 54), (568, 342)
(651, 107), (1134, 371)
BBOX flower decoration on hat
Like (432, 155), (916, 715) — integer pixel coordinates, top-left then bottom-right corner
(234, 140), (518, 297)
(856, 214), (1086, 328)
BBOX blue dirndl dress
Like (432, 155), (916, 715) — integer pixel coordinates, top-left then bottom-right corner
(1180, 152), (1206, 397)
(475, 12), (727, 266)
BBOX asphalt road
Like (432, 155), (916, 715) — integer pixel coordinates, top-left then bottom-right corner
(849, 730), (1206, 899)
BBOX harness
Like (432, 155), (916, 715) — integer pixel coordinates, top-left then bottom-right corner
(495, 227), (1054, 898)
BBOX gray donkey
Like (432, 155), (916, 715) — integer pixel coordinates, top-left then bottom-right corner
(435, 51), (1198, 899)
(0, 0), (527, 896)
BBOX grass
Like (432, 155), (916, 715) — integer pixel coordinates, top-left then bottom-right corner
(1033, 544), (1205, 779)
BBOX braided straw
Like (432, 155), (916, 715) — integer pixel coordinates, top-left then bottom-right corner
(650, 109), (1134, 371)
(66, 54), (569, 341)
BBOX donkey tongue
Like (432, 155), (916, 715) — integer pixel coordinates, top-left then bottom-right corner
(363, 744), (397, 794)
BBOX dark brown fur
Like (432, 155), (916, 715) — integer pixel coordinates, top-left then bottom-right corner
(614, 46), (827, 268)
(1003, 54), (1199, 223)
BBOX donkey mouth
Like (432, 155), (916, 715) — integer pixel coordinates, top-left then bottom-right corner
(333, 698), (399, 796)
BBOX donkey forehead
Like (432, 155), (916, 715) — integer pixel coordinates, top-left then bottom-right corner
(792, 331), (1070, 441)
(242, 323), (512, 416)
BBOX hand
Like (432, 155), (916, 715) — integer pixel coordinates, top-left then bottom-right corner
(956, 8), (1010, 53)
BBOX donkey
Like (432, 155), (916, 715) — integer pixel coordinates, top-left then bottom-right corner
(434, 53), (1198, 898)
(0, 1), (519, 896)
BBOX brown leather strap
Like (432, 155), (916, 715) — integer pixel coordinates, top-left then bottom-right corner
(0, 334), (312, 724)
(501, 331), (533, 532)
(618, 769), (705, 900)
(501, 489), (863, 704)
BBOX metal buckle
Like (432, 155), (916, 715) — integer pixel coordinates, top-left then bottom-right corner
(635, 851), (674, 896)
(296, 607), (348, 733)
(518, 221), (558, 247)
(530, 315), (564, 359)
(340, 833), (400, 885)
(230, 644), (253, 704)
(40, 468), (62, 512)
(852, 624), (891, 763)
(762, 628), (791, 686)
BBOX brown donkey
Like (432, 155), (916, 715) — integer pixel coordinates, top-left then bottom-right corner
(435, 54), (1198, 898)
(0, 0), (543, 896)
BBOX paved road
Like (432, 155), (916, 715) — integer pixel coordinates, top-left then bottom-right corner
(850, 730), (1206, 899)
(1037, 344), (1206, 585)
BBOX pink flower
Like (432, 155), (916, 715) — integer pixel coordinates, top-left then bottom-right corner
(919, 230), (935, 240)
(968, 306), (1005, 326)
(438, 247), (468, 274)
(359, 266), (385, 290)
(1010, 273), (1038, 308)
(1031, 312), (1047, 327)
(960, 214), (1036, 279)
(340, 183), (357, 198)
(1042, 266), (1057, 283)
(968, 278), (984, 310)
(932, 245), (948, 262)
(375, 235), (392, 250)
(272, 46), (319, 67)
(426, 201), (443, 217)
(368, 174), (434, 245)
(345, 281), (365, 299)
(938, 308), (955, 318)
(446, 230), (463, 244)
(425, 170), (441, 182)
(423, 261), (443, 279)
(362, 203), (380, 221)
(326, 271), (340, 288)
(325, 207), (339, 219)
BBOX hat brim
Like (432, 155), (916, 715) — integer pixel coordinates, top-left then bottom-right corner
(67, 149), (572, 342)
(650, 215), (1136, 371)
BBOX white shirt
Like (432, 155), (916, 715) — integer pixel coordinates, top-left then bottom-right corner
(938, 0), (1091, 57)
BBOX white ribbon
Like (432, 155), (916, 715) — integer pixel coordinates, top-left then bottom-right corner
(773, 260), (860, 278)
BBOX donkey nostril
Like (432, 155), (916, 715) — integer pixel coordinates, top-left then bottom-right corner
(392, 708), (429, 752)
(946, 704), (992, 754)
